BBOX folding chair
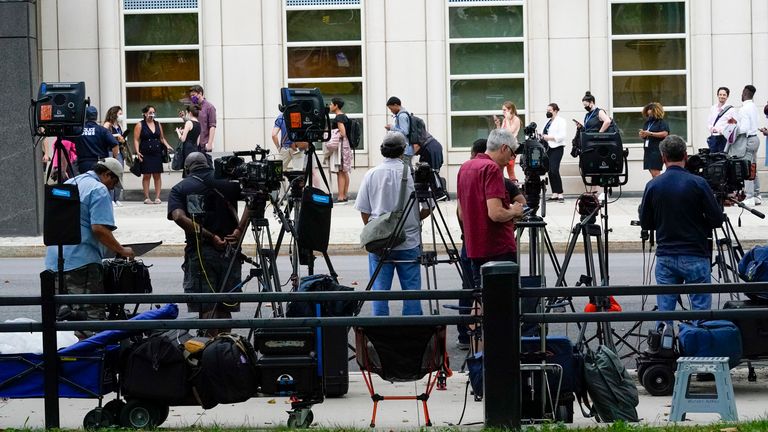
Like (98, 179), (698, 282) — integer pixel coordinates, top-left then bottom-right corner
(354, 325), (450, 427)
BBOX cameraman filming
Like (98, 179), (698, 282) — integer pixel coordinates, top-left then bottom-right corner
(639, 135), (724, 322)
(167, 152), (245, 335)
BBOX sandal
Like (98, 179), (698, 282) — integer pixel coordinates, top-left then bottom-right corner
(144, 198), (152, 204)
(153, 198), (162, 204)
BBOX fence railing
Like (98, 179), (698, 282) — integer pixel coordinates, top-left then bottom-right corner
(3, 266), (768, 429)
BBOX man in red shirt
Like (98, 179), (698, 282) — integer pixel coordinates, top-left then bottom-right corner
(457, 128), (524, 288)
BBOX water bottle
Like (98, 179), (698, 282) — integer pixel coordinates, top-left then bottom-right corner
(661, 322), (674, 350)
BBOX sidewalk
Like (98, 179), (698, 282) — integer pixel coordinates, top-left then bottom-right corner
(1, 370), (768, 429)
(2, 195), (767, 257)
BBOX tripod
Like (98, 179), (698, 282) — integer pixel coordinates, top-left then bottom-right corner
(272, 144), (339, 288)
(554, 192), (617, 353)
(359, 175), (466, 316)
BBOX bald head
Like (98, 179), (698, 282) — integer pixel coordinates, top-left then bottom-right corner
(185, 152), (209, 173)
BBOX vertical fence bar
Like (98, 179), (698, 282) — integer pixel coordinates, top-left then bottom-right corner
(40, 270), (60, 428)
(482, 261), (520, 429)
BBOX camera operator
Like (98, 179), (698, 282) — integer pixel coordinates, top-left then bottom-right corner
(457, 128), (525, 289)
(413, 132), (445, 199)
(44, 158), (134, 337)
(639, 135), (724, 323)
(167, 152), (245, 335)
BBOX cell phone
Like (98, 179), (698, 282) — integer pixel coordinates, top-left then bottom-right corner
(522, 205), (534, 217)
(121, 130), (129, 138)
(572, 119), (581, 125)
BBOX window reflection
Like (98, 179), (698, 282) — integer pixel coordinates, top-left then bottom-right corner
(126, 50), (200, 82)
(450, 43), (524, 75)
(287, 10), (361, 42)
(126, 86), (189, 119)
(613, 75), (686, 107)
(612, 39), (685, 71)
(287, 46), (362, 79)
(290, 82), (363, 114)
(451, 79), (524, 111)
(611, 2), (685, 35)
(124, 14), (199, 45)
(449, 6), (523, 38)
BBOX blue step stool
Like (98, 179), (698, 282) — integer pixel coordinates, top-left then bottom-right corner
(668, 357), (737, 422)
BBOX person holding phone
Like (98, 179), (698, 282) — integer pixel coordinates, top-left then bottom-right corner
(540, 103), (567, 201)
(639, 102), (670, 178)
(175, 104), (201, 179)
(494, 101), (521, 182)
(103, 106), (126, 206)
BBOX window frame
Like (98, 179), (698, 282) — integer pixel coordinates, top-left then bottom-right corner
(283, 1), (366, 150)
(608, 0), (690, 146)
(120, 1), (203, 127)
(445, 0), (528, 150)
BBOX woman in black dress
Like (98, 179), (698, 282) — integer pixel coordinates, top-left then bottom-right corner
(133, 104), (173, 204)
(175, 104), (201, 178)
(639, 102), (670, 178)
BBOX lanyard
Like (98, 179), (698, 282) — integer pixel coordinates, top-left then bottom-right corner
(584, 109), (598, 125)
(645, 120), (656, 131)
(543, 119), (552, 134)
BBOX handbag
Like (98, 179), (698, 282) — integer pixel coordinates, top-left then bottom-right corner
(130, 156), (142, 177)
(359, 159), (409, 253)
(297, 149), (333, 252)
(162, 147), (171, 164)
(171, 141), (184, 171)
(325, 129), (341, 152)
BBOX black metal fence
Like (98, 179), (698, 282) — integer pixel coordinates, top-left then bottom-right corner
(3, 265), (768, 430)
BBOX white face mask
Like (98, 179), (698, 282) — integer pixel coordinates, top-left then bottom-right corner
(117, 114), (125, 122)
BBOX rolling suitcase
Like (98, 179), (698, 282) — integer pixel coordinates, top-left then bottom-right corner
(723, 300), (768, 358)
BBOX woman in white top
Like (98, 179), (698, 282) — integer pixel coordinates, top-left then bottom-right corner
(540, 103), (567, 202)
(494, 101), (521, 182)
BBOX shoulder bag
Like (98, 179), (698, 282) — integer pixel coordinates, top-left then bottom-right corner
(360, 160), (409, 253)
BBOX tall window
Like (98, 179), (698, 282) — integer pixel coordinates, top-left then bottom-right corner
(122, 0), (202, 141)
(447, 1), (526, 148)
(610, 1), (688, 143)
(284, 0), (365, 148)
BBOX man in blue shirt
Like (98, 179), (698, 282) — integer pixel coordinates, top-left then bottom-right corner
(384, 96), (412, 158)
(271, 113), (307, 171)
(639, 135), (724, 321)
(76, 106), (119, 173)
(45, 158), (134, 326)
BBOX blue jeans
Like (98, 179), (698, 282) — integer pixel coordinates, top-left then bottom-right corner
(368, 246), (423, 316)
(655, 254), (712, 325)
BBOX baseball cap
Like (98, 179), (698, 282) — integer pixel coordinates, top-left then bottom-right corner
(85, 106), (98, 120)
(98, 158), (123, 185)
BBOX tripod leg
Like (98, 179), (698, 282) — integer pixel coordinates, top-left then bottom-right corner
(554, 225), (582, 287)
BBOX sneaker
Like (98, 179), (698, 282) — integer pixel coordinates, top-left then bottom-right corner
(456, 341), (470, 351)
(598, 192), (605, 202)
(755, 196), (762, 206)
(743, 198), (756, 207)
(113, 200), (123, 207)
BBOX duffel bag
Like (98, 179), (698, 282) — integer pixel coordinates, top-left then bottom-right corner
(122, 330), (191, 402)
(678, 320), (742, 369)
(192, 333), (258, 407)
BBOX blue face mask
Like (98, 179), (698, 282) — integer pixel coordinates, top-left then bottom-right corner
(191, 95), (199, 104)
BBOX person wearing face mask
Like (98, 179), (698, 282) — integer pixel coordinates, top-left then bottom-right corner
(577, 91), (612, 133)
(728, 85), (761, 206)
(133, 104), (173, 204)
(540, 103), (567, 201)
(175, 104), (202, 178)
(75, 106), (119, 174)
(188, 85), (217, 152)
(639, 102), (670, 178)
(103, 106), (127, 206)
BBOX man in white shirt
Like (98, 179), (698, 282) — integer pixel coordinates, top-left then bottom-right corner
(728, 85), (761, 205)
(355, 132), (430, 316)
(707, 87), (735, 152)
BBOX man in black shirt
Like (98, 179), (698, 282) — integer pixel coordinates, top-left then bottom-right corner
(639, 135), (723, 320)
(76, 106), (119, 173)
(167, 152), (244, 334)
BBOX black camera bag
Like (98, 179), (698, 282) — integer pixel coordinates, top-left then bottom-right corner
(122, 331), (191, 402)
(192, 333), (258, 406)
(297, 150), (333, 252)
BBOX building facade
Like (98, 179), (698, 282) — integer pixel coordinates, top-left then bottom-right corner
(37, 0), (768, 195)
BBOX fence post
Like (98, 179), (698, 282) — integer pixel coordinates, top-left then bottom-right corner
(40, 270), (60, 428)
(481, 261), (520, 429)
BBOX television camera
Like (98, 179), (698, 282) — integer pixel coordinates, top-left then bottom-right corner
(214, 147), (283, 195)
(578, 130), (628, 187)
(518, 122), (550, 210)
(278, 87), (331, 143)
(685, 149), (750, 199)
(31, 82), (90, 137)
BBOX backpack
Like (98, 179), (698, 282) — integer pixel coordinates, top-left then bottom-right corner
(408, 113), (428, 144)
(347, 118), (362, 149)
(122, 330), (193, 402)
(192, 333), (258, 407)
(739, 245), (768, 301)
(578, 345), (639, 422)
(286, 274), (357, 318)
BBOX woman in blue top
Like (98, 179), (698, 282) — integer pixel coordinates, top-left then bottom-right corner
(579, 91), (612, 133)
(639, 102), (670, 178)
